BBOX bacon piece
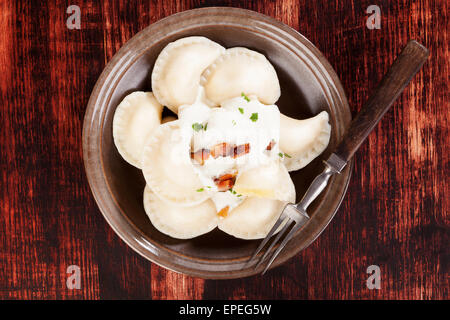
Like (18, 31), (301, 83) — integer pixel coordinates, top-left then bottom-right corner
(232, 143), (250, 158)
(214, 177), (236, 192)
(190, 148), (210, 165)
(214, 172), (237, 192)
(215, 179), (235, 192)
(216, 173), (235, 181)
(266, 140), (276, 150)
(210, 142), (232, 158)
(217, 206), (230, 218)
(192, 142), (250, 163)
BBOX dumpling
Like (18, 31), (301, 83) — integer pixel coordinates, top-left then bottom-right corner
(200, 47), (281, 106)
(233, 161), (295, 202)
(279, 111), (331, 171)
(151, 36), (225, 113)
(143, 186), (218, 239)
(141, 121), (210, 206)
(218, 197), (293, 240)
(112, 91), (163, 168)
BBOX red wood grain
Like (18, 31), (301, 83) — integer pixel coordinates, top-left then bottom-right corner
(0, 0), (448, 299)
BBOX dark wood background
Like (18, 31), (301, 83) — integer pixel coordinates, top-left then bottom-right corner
(0, 0), (448, 299)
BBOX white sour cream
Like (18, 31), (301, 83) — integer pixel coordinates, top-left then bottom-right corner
(178, 91), (280, 215)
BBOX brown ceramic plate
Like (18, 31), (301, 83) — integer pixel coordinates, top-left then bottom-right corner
(83, 7), (352, 279)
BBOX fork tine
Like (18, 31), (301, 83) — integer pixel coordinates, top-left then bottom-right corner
(261, 223), (301, 274)
(254, 218), (295, 270)
(246, 213), (288, 266)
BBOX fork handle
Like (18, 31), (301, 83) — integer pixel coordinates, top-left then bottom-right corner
(297, 40), (429, 213)
(334, 40), (429, 162)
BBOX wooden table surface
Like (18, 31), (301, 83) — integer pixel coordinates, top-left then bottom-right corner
(0, 0), (448, 300)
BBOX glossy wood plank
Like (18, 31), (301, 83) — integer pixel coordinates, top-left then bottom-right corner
(334, 40), (429, 163)
(0, 0), (447, 299)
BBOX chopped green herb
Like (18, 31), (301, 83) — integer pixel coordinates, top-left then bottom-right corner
(284, 153), (292, 158)
(238, 107), (244, 114)
(192, 123), (203, 132)
(196, 188), (204, 192)
(203, 123), (208, 131)
(278, 152), (284, 158)
(241, 92), (250, 102)
(232, 120), (236, 126)
(207, 186), (212, 189)
(249, 113), (258, 122)
(236, 194), (242, 197)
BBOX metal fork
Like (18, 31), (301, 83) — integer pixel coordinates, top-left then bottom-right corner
(247, 40), (429, 274)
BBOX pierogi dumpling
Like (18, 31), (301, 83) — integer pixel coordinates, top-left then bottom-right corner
(141, 121), (210, 206)
(279, 111), (331, 172)
(233, 161), (295, 202)
(218, 196), (294, 240)
(144, 186), (218, 239)
(200, 47), (281, 106)
(151, 36), (225, 113)
(112, 91), (163, 168)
